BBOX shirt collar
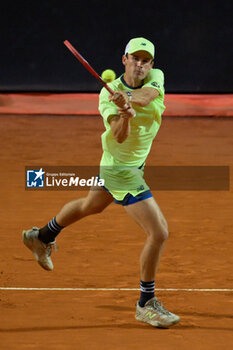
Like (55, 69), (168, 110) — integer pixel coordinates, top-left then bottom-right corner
(120, 75), (144, 90)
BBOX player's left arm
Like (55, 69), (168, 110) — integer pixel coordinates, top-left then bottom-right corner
(126, 87), (159, 107)
(109, 70), (164, 107)
(110, 68), (164, 107)
(109, 88), (158, 108)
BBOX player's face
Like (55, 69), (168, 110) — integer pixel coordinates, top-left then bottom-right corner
(123, 51), (154, 86)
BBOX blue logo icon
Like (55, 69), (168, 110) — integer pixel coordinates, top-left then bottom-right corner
(27, 168), (45, 188)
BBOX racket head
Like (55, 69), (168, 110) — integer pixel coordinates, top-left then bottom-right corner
(64, 40), (114, 95)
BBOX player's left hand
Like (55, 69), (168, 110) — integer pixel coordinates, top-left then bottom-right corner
(117, 105), (136, 119)
(109, 91), (129, 109)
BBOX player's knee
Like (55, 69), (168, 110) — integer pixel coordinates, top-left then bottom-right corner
(161, 226), (169, 241)
(161, 217), (169, 232)
(151, 226), (169, 244)
(159, 216), (169, 241)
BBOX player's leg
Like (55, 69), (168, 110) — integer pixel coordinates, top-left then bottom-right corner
(22, 186), (113, 270)
(124, 196), (168, 283)
(55, 185), (113, 227)
(124, 196), (180, 327)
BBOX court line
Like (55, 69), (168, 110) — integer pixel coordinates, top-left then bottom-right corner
(0, 287), (233, 292)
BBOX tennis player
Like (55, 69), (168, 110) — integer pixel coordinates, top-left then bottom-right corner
(23, 37), (180, 328)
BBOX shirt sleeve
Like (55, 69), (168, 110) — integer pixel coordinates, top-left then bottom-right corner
(143, 69), (165, 97)
(98, 85), (118, 124)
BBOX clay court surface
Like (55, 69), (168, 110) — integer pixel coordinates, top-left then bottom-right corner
(0, 112), (233, 349)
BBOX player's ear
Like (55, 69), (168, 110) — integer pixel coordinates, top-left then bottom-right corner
(122, 54), (127, 66)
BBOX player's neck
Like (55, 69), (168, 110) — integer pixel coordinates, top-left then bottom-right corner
(123, 74), (142, 88)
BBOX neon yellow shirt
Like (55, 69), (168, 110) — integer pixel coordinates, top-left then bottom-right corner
(98, 68), (165, 200)
(99, 68), (165, 168)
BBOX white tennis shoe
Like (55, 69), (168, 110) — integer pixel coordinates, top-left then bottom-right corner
(22, 227), (56, 271)
(135, 296), (180, 328)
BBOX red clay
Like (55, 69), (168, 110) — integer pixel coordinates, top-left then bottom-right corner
(0, 114), (233, 349)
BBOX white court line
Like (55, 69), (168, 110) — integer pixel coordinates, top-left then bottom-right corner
(0, 287), (233, 292)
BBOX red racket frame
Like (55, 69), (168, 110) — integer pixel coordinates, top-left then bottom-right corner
(64, 40), (114, 95)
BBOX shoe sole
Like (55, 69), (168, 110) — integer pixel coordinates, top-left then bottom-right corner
(135, 314), (180, 328)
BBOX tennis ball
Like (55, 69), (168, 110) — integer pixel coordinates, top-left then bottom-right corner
(101, 69), (116, 83)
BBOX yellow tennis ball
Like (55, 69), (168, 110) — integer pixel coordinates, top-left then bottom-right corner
(101, 69), (116, 83)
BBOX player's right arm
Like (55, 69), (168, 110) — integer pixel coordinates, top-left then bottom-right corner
(108, 106), (135, 143)
(99, 85), (135, 144)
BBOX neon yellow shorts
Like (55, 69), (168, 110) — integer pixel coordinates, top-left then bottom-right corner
(99, 163), (150, 201)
